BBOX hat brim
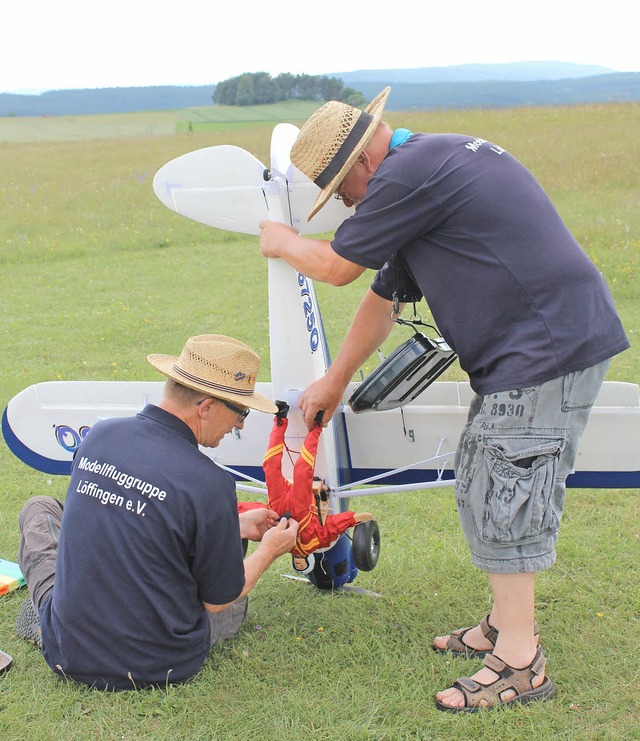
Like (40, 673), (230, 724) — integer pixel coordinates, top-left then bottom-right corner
(148, 353), (277, 414)
(307, 86), (391, 222)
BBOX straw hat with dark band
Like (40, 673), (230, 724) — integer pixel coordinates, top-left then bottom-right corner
(148, 334), (276, 413)
(291, 86), (391, 221)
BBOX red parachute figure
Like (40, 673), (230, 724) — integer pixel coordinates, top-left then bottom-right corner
(262, 401), (372, 573)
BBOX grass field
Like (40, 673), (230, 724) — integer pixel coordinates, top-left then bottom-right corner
(0, 101), (322, 143)
(0, 102), (638, 740)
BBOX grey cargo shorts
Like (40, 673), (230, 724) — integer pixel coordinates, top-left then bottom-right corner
(454, 360), (610, 573)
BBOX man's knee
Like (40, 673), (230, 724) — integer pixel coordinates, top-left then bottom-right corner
(208, 597), (248, 647)
(19, 496), (63, 529)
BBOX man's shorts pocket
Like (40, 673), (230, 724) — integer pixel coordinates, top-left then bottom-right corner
(474, 435), (565, 545)
(561, 362), (610, 412)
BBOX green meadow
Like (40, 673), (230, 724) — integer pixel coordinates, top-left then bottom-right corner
(0, 101), (638, 740)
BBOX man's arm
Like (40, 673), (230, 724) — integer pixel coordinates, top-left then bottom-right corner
(205, 518), (299, 613)
(299, 288), (403, 428)
(259, 221), (365, 286)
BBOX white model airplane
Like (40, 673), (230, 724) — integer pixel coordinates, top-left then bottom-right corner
(3, 124), (639, 589)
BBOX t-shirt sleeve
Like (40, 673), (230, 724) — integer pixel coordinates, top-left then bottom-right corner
(331, 177), (416, 270)
(190, 471), (246, 606)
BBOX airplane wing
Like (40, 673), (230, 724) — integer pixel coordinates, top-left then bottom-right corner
(4, 379), (639, 490)
(152, 135), (354, 236)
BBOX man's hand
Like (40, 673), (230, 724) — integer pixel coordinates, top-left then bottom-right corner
(259, 221), (299, 258)
(299, 374), (348, 430)
(239, 507), (279, 541)
(205, 517), (300, 613)
(260, 517), (299, 558)
(258, 221), (364, 286)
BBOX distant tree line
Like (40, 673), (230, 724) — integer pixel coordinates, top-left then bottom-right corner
(352, 73), (640, 111)
(0, 86), (215, 117)
(2, 72), (639, 118)
(212, 72), (367, 107)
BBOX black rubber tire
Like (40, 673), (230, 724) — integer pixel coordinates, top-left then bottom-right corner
(352, 520), (380, 571)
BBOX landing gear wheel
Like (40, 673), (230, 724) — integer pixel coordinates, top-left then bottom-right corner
(352, 520), (380, 571)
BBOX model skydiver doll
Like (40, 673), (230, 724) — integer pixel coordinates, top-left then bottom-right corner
(262, 401), (372, 573)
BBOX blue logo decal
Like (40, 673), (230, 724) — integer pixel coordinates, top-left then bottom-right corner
(54, 424), (91, 453)
(298, 273), (319, 352)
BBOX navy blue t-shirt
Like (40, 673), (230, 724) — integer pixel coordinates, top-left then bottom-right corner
(40, 404), (245, 690)
(332, 133), (629, 394)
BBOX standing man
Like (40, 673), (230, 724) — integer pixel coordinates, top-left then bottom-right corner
(17, 334), (298, 690)
(259, 88), (629, 712)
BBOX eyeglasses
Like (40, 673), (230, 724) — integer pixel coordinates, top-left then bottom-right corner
(219, 398), (250, 423)
(197, 397), (250, 424)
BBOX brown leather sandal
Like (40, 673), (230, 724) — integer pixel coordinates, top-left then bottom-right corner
(432, 615), (540, 658)
(435, 646), (556, 713)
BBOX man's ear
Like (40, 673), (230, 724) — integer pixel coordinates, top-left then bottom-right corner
(359, 148), (376, 174)
(198, 398), (216, 417)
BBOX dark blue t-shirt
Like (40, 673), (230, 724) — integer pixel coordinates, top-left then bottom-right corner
(332, 133), (629, 394)
(40, 404), (245, 690)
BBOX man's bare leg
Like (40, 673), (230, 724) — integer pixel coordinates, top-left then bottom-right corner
(435, 572), (544, 708)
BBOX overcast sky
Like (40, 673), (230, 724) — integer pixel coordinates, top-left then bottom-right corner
(2, 0), (639, 94)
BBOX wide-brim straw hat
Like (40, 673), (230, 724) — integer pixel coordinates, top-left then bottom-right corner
(291, 86), (391, 221)
(148, 334), (277, 413)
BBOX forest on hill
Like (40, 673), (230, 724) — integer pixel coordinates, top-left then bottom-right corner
(2, 63), (639, 117)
